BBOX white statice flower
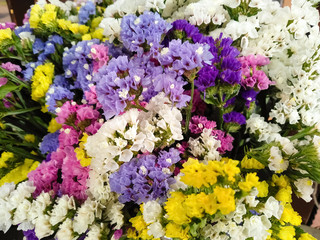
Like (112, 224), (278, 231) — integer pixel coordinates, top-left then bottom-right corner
(169, 173), (188, 191)
(243, 215), (271, 240)
(85, 224), (104, 240)
(50, 195), (76, 226)
(261, 196), (283, 219)
(28, 192), (52, 224)
(278, 137), (298, 155)
(268, 146), (289, 173)
(55, 218), (74, 240)
(99, 18), (121, 43)
(0, 182), (15, 199)
(148, 221), (165, 238)
(12, 198), (32, 225)
(0, 199), (13, 233)
(73, 198), (98, 234)
(294, 178), (314, 202)
(49, 0), (75, 12)
(224, 16), (259, 40)
(105, 199), (124, 229)
(8, 181), (36, 209)
(227, 203), (246, 224)
(34, 215), (54, 239)
(227, 221), (246, 240)
(143, 201), (162, 224)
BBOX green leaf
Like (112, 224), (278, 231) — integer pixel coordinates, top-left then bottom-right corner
(0, 83), (20, 99)
(0, 106), (41, 118)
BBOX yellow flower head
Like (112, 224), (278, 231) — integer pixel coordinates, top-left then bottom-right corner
(257, 180), (269, 197)
(57, 19), (71, 30)
(24, 134), (36, 143)
(241, 155), (265, 169)
(165, 222), (190, 240)
(184, 193), (205, 219)
(0, 28), (13, 42)
(180, 158), (207, 188)
(91, 28), (104, 40)
(280, 203), (302, 226)
(214, 186), (236, 215)
(48, 118), (62, 133)
(41, 10), (57, 27)
(31, 62), (55, 101)
(222, 158), (240, 182)
(298, 233), (317, 240)
(29, 4), (42, 28)
(276, 186), (292, 203)
(272, 174), (290, 188)
(0, 122), (5, 129)
(277, 226), (296, 240)
(75, 133), (91, 167)
(164, 191), (190, 225)
(238, 172), (260, 192)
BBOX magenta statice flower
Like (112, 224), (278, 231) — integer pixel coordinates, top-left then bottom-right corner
(1, 62), (21, 72)
(120, 11), (171, 56)
(0, 77), (7, 87)
(109, 154), (176, 204)
(84, 85), (102, 108)
(223, 111), (246, 125)
(0, 22), (16, 30)
(212, 129), (234, 154)
(58, 127), (80, 146)
(189, 116), (216, 134)
(56, 101), (78, 124)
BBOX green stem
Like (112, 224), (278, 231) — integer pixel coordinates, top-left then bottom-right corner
(0, 67), (30, 89)
(184, 80), (195, 135)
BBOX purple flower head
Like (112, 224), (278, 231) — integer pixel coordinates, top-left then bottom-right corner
(223, 111), (246, 125)
(46, 85), (75, 113)
(189, 116), (216, 134)
(212, 129), (234, 154)
(110, 154), (175, 204)
(49, 34), (63, 45)
(120, 11), (171, 56)
(14, 23), (32, 38)
(39, 131), (60, 154)
(241, 89), (258, 108)
(157, 148), (181, 168)
(23, 229), (39, 240)
(79, 1), (96, 24)
(195, 64), (218, 91)
(0, 22), (16, 30)
(219, 69), (241, 85)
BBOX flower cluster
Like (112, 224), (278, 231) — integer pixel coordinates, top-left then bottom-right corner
(0, 0), (320, 240)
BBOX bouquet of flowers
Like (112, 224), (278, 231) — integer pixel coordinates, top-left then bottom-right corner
(1, 0), (320, 239)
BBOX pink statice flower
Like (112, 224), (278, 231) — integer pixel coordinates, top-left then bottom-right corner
(1, 62), (22, 72)
(114, 229), (123, 240)
(58, 127), (80, 146)
(91, 44), (109, 72)
(76, 105), (100, 122)
(3, 92), (13, 108)
(85, 121), (103, 135)
(84, 85), (102, 108)
(0, 22), (15, 30)
(56, 101), (78, 124)
(212, 129), (234, 154)
(0, 77), (7, 87)
(239, 54), (274, 90)
(189, 116), (216, 134)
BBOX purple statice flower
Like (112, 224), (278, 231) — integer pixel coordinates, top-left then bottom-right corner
(109, 154), (176, 204)
(39, 131), (60, 154)
(46, 85), (74, 113)
(78, 0), (96, 24)
(120, 11), (171, 56)
(22, 62), (42, 81)
(33, 38), (45, 54)
(241, 89), (258, 108)
(195, 63), (218, 91)
(0, 77), (7, 87)
(223, 111), (246, 125)
(189, 116), (216, 134)
(63, 39), (100, 91)
(0, 22), (16, 30)
(23, 229), (39, 240)
(49, 34), (63, 45)
(14, 23), (32, 38)
(157, 148), (181, 168)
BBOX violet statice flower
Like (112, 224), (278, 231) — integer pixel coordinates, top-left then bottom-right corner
(78, 0), (96, 24)
(33, 38), (45, 54)
(23, 61), (42, 81)
(46, 85), (75, 113)
(157, 148), (181, 168)
(195, 63), (218, 91)
(120, 11), (171, 56)
(39, 131), (60, 154)
(223, 111), (246, 125)
(189, 116), (216, 134)
(23, 229), (39, 240)
(63, 39), (100, 91)
(0, 22), (16, 30)
(109, 154), (176, 204)
(14, 23), (32, 38)
(241, 89), (259, 108)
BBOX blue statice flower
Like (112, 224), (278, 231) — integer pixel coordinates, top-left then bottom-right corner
(157, 148), (181, 168)
(33, 38), (45, 54)
(120, 11), (171, 56)
(39, 131), (60, 154)
(78, 1), (96, 24)
(45, 75), (74, 113)
(22, 61), (42, 81)
(109, 154), (176, 204)
(223, 111), (246, 125)
(63, 39), (100, 91)
(33, 35), (63, 62)
(49, 34), (63, 45)
(14, 23), (33, 37)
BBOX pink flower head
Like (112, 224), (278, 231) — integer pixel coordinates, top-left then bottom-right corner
(58, 127), (80, 146)
(212, 129), (234, 154)
(85, 120), (103, 135)
(84, 85), (102, 108)
(1, 62), (22, 72)
(76, 105), (100, 122)
(0, 22), (16, 30)
(189, 116), (216, 134)
(0, 77), (8, 87)
(61, 146), (89, 201)
(3, 92), (13, 108)
(114, 229), (123, 240)
(91, 44), (109, 72)
(56, 101), (78, 124)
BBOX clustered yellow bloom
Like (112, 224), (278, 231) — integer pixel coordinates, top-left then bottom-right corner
(127, 215), (159, 240)
(31, 62), (55, 101)
(277, 226), (296, 240)
(57, 19), (89, 35)
(165, 222), (190, 240)
(0, 152), (14, 168)
(241, 155), (265, 169)
(29, 4), (42, 28)
(0, 28), (13, 43)
(238, 172), (260, 192)
(47, 118), (62, 133)
(0, 158), (39, 186)
(298, 233), (317, 240)
(180, 157), (240, 188)
(272, 174), (292, 203)
(75, 133), (92, 167)
(280, 203), (302, 226)
(24, 134), (36, 143)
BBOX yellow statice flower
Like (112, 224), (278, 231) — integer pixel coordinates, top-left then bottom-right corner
(202, 193), (218, 215)
(276, 186), (292, 203)
(180, 158), (207, 188)
(75, 133), (91, 167)
(277, 226), (296, 240)
(221, 158), (240, 182)
(256, 180), (269, 197)
(241, 155), (265, 169)
(57, 19), (71, 30)
(165, 222), (190, 240)
(272, 174), (290, 188)
(41, 10), (57, 27)
(91, 28), (104, 40)
(164, 191), (190, 225)
(128, 215), (156, 240)
(0, 28), (12, 42)
(280, 203), (302, 226)
(298, 233), (317, 240)
(238, 172), (260, 192)
(31, 62), (55, 101)
(29, 4), (42, 28)
(48, 118), (62, 133)
(0, 152), (14, 168)
(91, 17), (103, 29)
(24, 134), (36, 143)
(0, 159), (39, 186)
(214, 186), (236, 214)
(82, 34), (92, 41)
(184, 193), (205, 219)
